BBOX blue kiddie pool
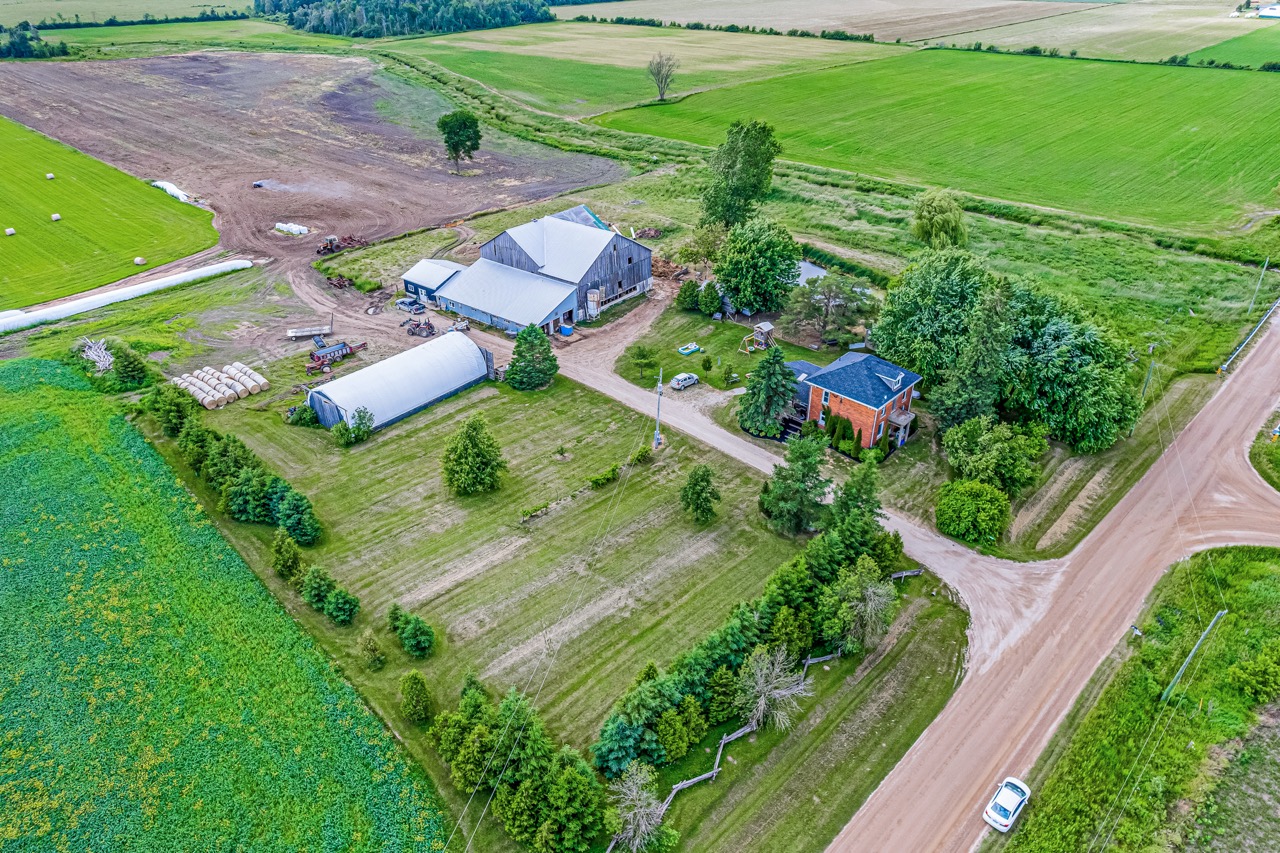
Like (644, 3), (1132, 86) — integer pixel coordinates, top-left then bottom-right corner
(561, 325), (574, 336)
(678, 342), (699, 355)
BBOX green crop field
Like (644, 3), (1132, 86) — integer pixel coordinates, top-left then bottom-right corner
(56, 18), (354, 51)
(594, 49), (1280, 228)
(381, 21), (908, 116)
(1189, 23), (1280, 68)
(0, 359), (445, 850)
(0, 116), (216, 311)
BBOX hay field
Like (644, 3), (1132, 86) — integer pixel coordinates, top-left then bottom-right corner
(0, 0), (217, 25)
(945, 1), (1272, 62)
(0, 116), (216, 311)
(1190, 21), (1280, 66)
(0, 359), (445, 850)
(55, 18), (353, 51)
(203, 376), (801, 747)
(382, 21), (908, 115)
(594, 49), (1280, 228)
(560, 0), (1104, 43)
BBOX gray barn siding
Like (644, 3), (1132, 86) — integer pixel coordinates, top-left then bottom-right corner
(577, 233), (651, 309)
(480, 233), (538, 273)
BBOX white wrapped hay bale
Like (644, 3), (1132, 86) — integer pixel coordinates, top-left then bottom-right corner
(134, 257), (146, 266)
(46, 173), (54, 180)
(5, 228), (14, 236)
(51, 214), (61, 222)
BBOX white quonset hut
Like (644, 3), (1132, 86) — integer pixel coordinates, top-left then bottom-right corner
(306, 333), (491, 430)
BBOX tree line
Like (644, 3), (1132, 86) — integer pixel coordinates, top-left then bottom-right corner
(16, 8), (249, 30)
(256, 0), (552, 37)
(0, 25), (69, 57)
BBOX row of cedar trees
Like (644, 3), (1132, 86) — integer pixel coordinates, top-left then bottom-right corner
(593, 458), (904, 776)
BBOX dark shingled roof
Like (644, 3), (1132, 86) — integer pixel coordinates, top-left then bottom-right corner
(789, 352), (921, 410)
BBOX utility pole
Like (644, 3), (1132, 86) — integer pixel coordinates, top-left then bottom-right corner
(1248, 256), (1270, 316)
(653, 367), (664, 449)
(1130, 343), (1157, 438)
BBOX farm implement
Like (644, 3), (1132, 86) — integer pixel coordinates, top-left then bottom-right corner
(316, 234), (369, 255)
(306, 339), (368, 375)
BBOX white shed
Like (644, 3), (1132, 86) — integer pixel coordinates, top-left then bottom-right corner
(306, 333), (490, 430)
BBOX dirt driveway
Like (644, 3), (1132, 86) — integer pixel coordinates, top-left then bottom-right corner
(0, 52), (623, 283)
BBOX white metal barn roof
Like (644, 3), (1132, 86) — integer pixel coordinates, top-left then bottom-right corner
(403, 258), (465, 290)
(306, 332), (487, 429)
(435, 258), (578, 327)
(505, 215), (616, 283)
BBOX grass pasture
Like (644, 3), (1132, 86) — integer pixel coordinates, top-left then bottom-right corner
(55, 18), (354, 53)
(1190, 22), (1280, 68)
(197, 375), (802, 749)
(594, 49), (1280, 228)
(0, 0), (217, 26)
(381, 21), (907, 116)
(0, 115), (216, 311)
(0, 359), (445, 850)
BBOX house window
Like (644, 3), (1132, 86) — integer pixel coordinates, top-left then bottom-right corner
(821, 390), (830, 406)
(877, 421), (885, 439)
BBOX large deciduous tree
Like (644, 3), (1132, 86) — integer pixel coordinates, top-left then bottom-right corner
(437, 109), (482, 170)
(759, 434), (831, 536)
(911, 188), (969, 249)
(736, 346), (797, 438)
(942, 414), (1048, 496)
(507, 325), (559, 390)
(734, 644), (813, 731)
(714, 219), (800, 314)
(701, 120), (782, 227)
(646, 51), (679, 101)
(779, 273), (879, 342)
(442, 414), (508, 495)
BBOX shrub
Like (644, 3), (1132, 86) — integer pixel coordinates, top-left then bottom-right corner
(838, 439), (860, 457)
(674, 279), (700, 311)
(332, 421), (354, 447)
(629, 446), (653, 466)
(271, 527), (302, 582)
(520, 502), (550, 521)
(323, 587), (361, 626)
(1228, 639), (1280, 701)
(289, 405), (320, 427)
(398, 614), (436, 658)
(935, 479), (1010, 543)
(358, 629), (386, 671)
(588, 464), (622, 489)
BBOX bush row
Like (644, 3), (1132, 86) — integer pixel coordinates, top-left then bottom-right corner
(567, 14), (872, 42)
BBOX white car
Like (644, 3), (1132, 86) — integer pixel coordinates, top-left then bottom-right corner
(670, 372), (699, 390)
(983, 777), (1030, 832)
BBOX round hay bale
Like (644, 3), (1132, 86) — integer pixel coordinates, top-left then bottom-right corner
(51, 214), (61, 222)
(46, 173), (54, 180)
(4, 228), (14, 237)
(134, 257), (146, 266)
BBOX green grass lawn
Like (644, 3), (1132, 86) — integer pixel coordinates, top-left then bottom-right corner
(1004, 548), (1280, 851)
(659, 572), (967, 851)
(0, 359), (446, 849)
(1189, 23), (1280, 68)
(1250, 410), (1280, 493)
(378, 21), (908, 116)
(317, 227), (460, 292)
(594, 49), (1280, 229)
(615, 304), (842, 391)
(0, 115), (217, 310)
(1186, 708), (1280, 851)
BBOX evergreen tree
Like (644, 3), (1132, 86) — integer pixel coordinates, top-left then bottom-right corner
(148, 382), (200, 436)
(706, 664), (738, 725)
(698, 280), (721, 316)
(271, 527), (302, 581)
(632, 661), (660, 689)
(323, 587), (360, 626)
(701, 120), (782, 227)
(220, 468), (271, 523)
(388, 602), (406, 633)
(535, 747), (605, 853)
(442, 414), (508, 495)
(489, 689), (556, 788)
(655, 707), (690, 763)
(109, 342), (151, 388)
(713, 219), (800, 315)
(177, 419), (216, 471)
(300, 566), (336, 611)
(759, 435), (831, 536)
(497, 778), (548, 845)
(507, 325), (559, 390)
(437, 109), (482, 170)
(398, 613), (436, 658)
(201, 434), (260, 491)
(452, 723), (494, 794)
(400, 670), (432, 724)
(768, 605), (812, 659)
(736, 346), (797, 438)
(358, 628), (386, 671)
(680, 695), (708, 745)
(679, 464), (722, 524)
(674, 279), (700, 311)
(277, 489), (322, 545)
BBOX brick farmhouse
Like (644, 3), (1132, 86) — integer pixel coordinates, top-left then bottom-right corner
(787, 352), (922, 448)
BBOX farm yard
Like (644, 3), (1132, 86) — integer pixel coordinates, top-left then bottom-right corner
(559, 0), (1104, 43)
(945, 3), (1274, 62)
(0, 115), (216, 310)
(0, 359), (446, 849)
(595, 48), (1280, 229)
(381, 21), (909, 116)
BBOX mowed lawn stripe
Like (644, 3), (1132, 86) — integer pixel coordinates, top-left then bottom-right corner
(0, 115), (216, 310)
(595, 50), (1280, 228)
